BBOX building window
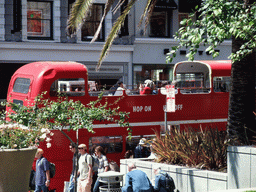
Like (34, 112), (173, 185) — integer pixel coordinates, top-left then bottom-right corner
(12, 0), (22, 33)
(149, 0), (177, 38)
(150, 11), (170, 37)
(81, 4), (104, 41)
(119, 0), (129, 37)
(27, 1), (53, 40)
(178, 13), (189, 28)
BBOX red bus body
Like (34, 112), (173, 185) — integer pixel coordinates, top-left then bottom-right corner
(6, 60), (231, 191)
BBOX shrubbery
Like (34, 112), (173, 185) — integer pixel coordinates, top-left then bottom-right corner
(152, 127), (230, 171)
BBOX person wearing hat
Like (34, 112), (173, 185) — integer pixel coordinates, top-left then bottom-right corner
(139, 79), (154, 95)
(134, 138), (150, 158)
(77, 144), (93, 192)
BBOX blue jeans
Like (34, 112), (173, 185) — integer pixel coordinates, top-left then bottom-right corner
(93, 177), (100, 192)
(68, 174), (75, 192)
(35, 185), (48, 192)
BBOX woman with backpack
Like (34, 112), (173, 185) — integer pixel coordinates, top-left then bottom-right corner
(93, 146), (109, 192)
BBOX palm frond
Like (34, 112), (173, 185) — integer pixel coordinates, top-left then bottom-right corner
(91, 0), (116, 43)
(144, 0), (158, 31)
(138, 0), (157, 32)
(97, 0), (136, 71)
(67, 0), (93, 35)
(112, 0), (126, 14)
(138, 0), (152, 28)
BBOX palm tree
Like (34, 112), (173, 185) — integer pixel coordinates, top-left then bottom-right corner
(228, 37), (255, 144)
(68, 0), (256, 144)
(167, 0), (256, 144)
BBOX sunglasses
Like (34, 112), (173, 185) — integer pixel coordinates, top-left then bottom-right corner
(78, 148), (84, 149)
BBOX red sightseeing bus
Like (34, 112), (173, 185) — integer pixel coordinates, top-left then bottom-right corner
(6, 60), (231, 191)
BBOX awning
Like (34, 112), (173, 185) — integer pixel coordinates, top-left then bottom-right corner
(154, 0), (178, 10)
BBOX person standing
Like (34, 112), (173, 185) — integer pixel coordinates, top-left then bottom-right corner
(35, 148), (50, 192)
(122, 163), (153, 192)
(93, 146), (109, 192)
(77, 144), (93, 192)
(68, 143), (80, 192)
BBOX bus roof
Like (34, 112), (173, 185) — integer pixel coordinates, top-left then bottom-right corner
(174, 60), (231, 77)
(14, 61), (88, 78)
(11, 61), (88, 98)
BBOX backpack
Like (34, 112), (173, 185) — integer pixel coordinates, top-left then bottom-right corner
(49, 161), (56, 178)
(160, 172), (175, 192)
(85, 154), (99, 173)
(40, 158), (56, 178)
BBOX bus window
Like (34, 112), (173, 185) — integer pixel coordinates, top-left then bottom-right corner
(13, 99), (23, 106)
(213, 77), (231, 92)
(50, 78), (85, 97)
(13, 78), (31, 94)
(89, 136), (123, 154)
(176, 73), (210, 93)
(126, 135), (155, 151)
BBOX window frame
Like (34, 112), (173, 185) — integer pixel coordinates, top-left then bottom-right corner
(89, 136), (123, 154)
(50, 78), (86, 97)
(81, 4), (105, 42)
(27, 0), (53, 40)
(213, 76), (231, 93)
(149, 8), (171, 38)
(13, 77), (31, 94)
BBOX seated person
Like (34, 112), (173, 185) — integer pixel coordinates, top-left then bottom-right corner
(114, 81), (125, 96)
(139, 80), (154, 95)
(153, 166), (175, 192)
(122, 163), (153, 192)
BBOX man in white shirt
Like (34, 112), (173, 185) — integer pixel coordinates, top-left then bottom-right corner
(77, 144), (93, 192)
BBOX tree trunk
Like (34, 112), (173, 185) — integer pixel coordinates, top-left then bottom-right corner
(227, 36), (256, 145)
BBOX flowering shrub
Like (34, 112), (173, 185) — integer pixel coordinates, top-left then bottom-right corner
(0, 91), (130, 149)
(0, 123), (53, 149)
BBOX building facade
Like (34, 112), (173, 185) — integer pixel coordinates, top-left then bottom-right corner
(0, 0), (231, 100)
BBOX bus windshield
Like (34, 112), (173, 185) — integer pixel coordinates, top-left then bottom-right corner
(176, 73), (210, 93)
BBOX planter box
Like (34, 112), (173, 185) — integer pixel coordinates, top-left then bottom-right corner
(120, 158), (228, 192)
(228, 146), (256, 189)
(120, 146), (256, 191)
(0, 148), (37, 192)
